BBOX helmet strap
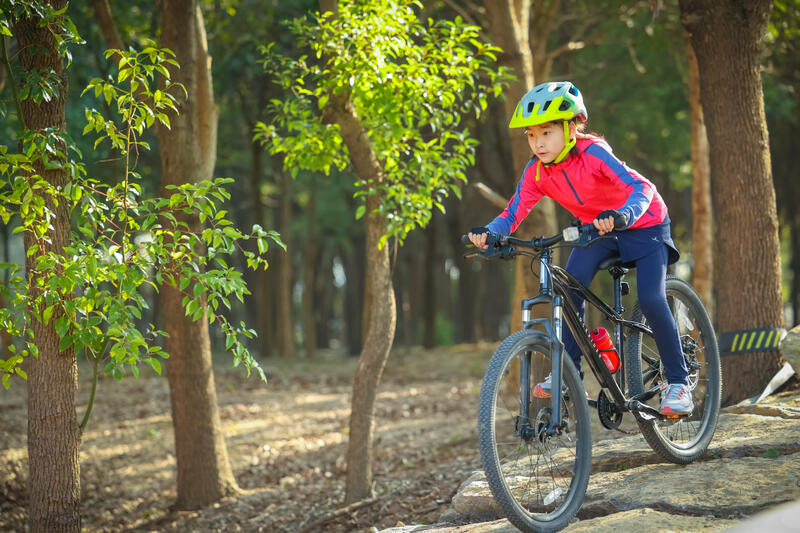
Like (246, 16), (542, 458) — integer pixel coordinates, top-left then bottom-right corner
(552, 120), (575, 164)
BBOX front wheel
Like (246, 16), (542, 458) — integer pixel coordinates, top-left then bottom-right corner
(625, 276), (722, 463)
(478, 330), (592, 533)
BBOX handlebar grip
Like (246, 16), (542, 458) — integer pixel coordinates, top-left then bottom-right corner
(461, 232), (504, 247)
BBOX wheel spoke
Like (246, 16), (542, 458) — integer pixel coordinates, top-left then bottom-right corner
(624, 277), (721, 464)
(479, 331), (591, 531)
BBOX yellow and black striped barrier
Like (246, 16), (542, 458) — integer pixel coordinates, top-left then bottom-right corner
(719, 328), (787, 356)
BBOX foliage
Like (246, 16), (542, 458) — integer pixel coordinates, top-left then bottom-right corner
(254, 0), (510, 246)
(0, 7), (280, 393)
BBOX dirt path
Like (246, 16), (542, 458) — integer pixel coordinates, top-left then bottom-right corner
(0, 345), (491, 532)
(1, 343), (643, 532)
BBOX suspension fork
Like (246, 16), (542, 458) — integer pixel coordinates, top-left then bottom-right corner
(537, 250), (567, 434)
(548, 294), (565, 432)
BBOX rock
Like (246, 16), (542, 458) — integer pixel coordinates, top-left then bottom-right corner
(780, 325), (800, 372)
(377, 508), (739, 532)
(437, 507), (459, 523)
(722, 403), (800, 419)
(581, 452), (800, 518)
(723, 499), (800, 533)
(379, 393), (800, 533)
(451, 411), (800, 521)
(565, 508), (737, 532)
(451, 473), (501, 521)
(379, 519), (518, 532)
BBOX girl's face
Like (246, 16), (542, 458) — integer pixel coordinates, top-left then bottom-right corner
(525, 122), (573, 164)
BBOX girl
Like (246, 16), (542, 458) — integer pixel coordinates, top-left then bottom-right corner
(468, 81), (692, 415)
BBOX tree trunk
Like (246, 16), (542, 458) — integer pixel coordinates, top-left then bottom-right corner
(484, 0), (558, 331)
(318, 19), (397, 501)
(449, 198), (475, 344)
(90, 0), (123, 51)
(685, 33), (714, 318)
(342, 238), (365, 355)
(343, 192), (396, 503)
(276, 168), (295, 357)
(314, 249), (334, 348)
(423, 218), (437, 348)
(158, 1), (238, 508)
(680, 0), (783, 404)
(249, 137), (275, 357)
(15, 3), (81, 530)
(302, 185), (317, 357)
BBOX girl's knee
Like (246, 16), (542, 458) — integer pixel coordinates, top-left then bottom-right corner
(638, 293), (667, 316)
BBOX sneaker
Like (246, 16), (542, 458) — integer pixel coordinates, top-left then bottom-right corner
(532, 373), (555, 398)
(659, 383), (694, 415)
(532, 374), (589, 401)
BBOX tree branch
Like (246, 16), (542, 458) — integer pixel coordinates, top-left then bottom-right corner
(90, 0), (124, 53)
(474, 181), (508, 209)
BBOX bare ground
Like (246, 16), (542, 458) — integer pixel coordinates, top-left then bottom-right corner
(0, 344), (489, 532)
(0, 342), (657, 533)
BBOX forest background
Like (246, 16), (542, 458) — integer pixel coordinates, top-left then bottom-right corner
(2, 1), (798, 367)
(0, 0), (798, 532)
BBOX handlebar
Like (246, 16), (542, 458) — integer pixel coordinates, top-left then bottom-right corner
(461, 222), (611, 260)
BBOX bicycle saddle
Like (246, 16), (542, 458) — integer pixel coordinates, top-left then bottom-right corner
(598, 254), (630, 273)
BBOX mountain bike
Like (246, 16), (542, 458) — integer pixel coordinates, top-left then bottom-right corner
(462, 223), (721, 533)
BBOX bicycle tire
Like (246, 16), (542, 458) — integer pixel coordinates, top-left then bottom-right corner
(624, 276), (722, 463)
(478, 330), (592, 533)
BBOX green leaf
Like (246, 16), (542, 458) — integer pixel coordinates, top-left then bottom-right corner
(55, 316), (70, 337)
(43, 305), (55, 325)
(146, 358), (162, 374)
(59, 335), (73, 351)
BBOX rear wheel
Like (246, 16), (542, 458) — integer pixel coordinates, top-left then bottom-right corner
(478, 330), (592, 532)
(625, 276), (722, 463)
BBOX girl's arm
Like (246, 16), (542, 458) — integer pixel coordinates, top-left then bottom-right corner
(485, 160), (544, 235)
(584, 143), (654, 228)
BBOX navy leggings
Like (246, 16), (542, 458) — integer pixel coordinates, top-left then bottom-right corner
(561, 240), (689, 385)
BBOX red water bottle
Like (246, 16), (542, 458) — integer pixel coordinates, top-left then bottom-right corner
(591, 327), (620, 373)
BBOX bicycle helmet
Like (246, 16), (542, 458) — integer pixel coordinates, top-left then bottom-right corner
(509, 81), (588, 163)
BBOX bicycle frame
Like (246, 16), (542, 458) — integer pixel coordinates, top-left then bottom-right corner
(520, 246), (665, 436)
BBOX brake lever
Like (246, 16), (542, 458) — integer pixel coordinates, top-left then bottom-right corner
(569, 231), (618, 248)
(483, 244), (516, 260)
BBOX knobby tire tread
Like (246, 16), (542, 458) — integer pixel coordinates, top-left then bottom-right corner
(624, 276), (722, 464)
(478, 330), (592, 533)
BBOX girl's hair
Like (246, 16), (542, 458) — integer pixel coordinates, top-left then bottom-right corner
(571, 117), (603, 142)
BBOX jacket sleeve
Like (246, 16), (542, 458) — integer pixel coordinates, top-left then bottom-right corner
(584, 143), (653, 228)
(485, 160), (543, 235)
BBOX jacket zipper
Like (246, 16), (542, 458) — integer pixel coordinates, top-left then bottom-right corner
(561, 171), (584, 205)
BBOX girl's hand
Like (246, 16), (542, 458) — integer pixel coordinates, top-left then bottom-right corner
(468, 231), (489, 250)
(593, 209), (628, 235)
(593, 216), (616, 236)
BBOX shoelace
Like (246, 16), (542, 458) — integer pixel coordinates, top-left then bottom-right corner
(664, 384), (686, 400)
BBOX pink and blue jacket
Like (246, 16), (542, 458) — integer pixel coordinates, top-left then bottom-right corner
(486, 137), (668, 235)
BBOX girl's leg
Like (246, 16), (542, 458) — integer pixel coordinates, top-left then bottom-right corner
(561, 242), (617, 373)
(634, 246), (689, 385)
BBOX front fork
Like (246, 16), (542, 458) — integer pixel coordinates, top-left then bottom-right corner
(548, 294), (565, 433)
(519, 293), (566, 439)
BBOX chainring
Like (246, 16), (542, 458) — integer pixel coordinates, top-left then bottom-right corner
(597, 390), (623, 430)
